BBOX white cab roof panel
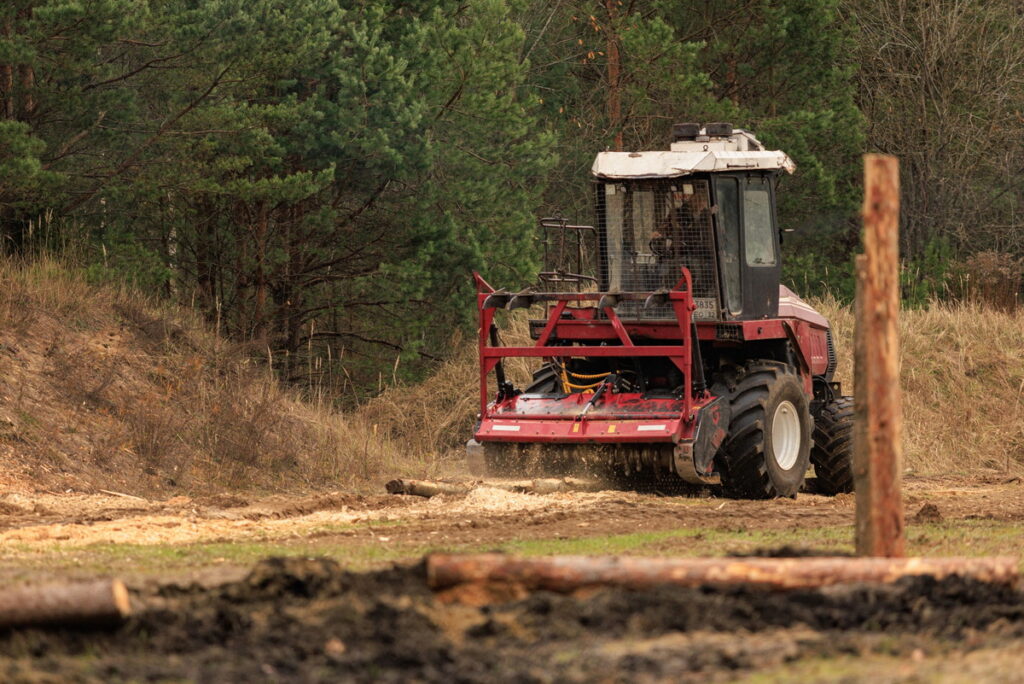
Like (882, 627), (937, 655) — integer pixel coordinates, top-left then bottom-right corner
(592, 150), (795, 179)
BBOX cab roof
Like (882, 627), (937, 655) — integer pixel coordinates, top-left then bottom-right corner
(591, 127), (796, 180)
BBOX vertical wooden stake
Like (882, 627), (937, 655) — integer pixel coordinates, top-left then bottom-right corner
(855, 154), (905, 557)
(853, 254), (870, 549)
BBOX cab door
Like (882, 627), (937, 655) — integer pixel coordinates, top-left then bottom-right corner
(739, 174), (780, 318)
(712, 173), (781, 320)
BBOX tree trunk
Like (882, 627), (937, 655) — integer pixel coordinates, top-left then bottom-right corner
(18, 64), (34, 118)
(252, 200), (269, 339)
(194, 201), (217, 320)
(1, 18), (12, 119)
(605, 0), (623, 151)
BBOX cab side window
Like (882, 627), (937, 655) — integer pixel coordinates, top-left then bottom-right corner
(743, 184), (776, 267)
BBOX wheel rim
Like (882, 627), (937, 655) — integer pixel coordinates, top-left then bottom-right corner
(771, 400), (802, 470)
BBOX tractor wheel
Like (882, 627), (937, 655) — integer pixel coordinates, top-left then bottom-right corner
(718, 361), (812, 499)
(525, 363), (562, 394)
(810, 396), (855, 494)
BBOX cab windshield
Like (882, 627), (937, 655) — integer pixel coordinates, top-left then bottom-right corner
(600, 179), (719, 318)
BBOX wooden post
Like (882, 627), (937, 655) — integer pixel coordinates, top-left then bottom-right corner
(855, 154), (905, 557)
(853, 255), (871, 548)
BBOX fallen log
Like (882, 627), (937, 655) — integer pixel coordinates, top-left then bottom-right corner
(0, 579), (131, 629)
(385, 479), (469, 498)
(426, 553), (1019, 593)
(386, 477), (604, 498)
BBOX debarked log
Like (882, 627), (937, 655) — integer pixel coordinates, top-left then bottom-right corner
(426, 553), (1019, 592)
(385, 479), (470, 498)
(0, 579), (132, 629)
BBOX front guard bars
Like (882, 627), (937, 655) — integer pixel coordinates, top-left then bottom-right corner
(473, 269), (702, 421)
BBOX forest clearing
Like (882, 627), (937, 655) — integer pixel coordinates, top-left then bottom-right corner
(4, 0), (1024, 681)
(0, 256), (1024, 680)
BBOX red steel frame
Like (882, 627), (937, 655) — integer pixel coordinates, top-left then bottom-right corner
(474, 269), (702, 432)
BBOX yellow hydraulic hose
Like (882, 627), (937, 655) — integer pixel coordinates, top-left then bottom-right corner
(565, 379), (604, 390)
(567, 370), (611, 380)
(563, 367), (610, 392)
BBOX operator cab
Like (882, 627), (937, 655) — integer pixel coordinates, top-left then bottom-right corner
(592, 123), (794, 321)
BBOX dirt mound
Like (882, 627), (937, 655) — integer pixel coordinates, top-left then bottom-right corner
(0, 501), (27, 515)
(915, 502), (944, 522)
(0, 258), (415, 497)
(3, 557), (1024, 681)
(729, 545), (855, 558)
(195, 493), (250, 509)
(262, 493), (414, 519)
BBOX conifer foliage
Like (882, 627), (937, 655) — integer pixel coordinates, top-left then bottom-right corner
(2, 0), (1020, 393)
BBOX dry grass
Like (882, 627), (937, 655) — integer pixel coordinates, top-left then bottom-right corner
(815, 296), (1024, 474)
(0, 255), (1019, 496)
(0, 257), (419, 495)
(353, 313), (535, 476)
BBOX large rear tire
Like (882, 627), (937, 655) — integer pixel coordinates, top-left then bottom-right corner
(810, 396), (854, 494)
(718, 361), (812, 499)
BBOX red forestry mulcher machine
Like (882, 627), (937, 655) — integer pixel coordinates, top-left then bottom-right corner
(468, 123), (853, 498)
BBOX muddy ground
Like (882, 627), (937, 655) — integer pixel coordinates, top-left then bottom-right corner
(5, 558), (1024, 682)
(1, 473), (1023, 681)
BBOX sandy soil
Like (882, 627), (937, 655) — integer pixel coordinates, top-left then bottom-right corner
(0, 473), (1020, 554)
